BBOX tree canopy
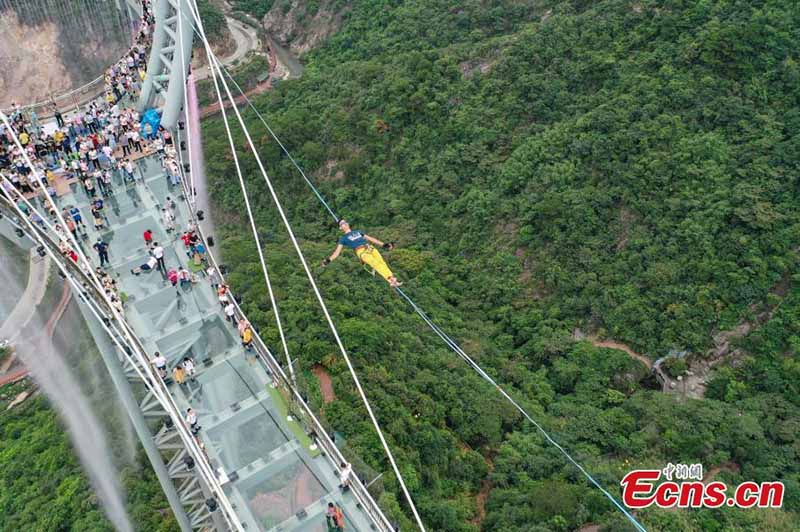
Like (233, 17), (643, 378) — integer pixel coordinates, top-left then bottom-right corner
(200, 0), (800, 529)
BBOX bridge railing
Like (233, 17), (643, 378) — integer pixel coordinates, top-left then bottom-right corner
(196, 226), (396, 532)
(173, 142), (396, 531)
(0, 75), (106, 120)
(0, 197), (242, 530)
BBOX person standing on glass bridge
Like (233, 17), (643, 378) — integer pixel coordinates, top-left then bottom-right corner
(326, 502), (345, 532)
(152, 242), (167, 275)
(186, 408), (200, 436)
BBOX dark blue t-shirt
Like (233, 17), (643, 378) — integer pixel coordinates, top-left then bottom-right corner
(339, 230), (368, 249)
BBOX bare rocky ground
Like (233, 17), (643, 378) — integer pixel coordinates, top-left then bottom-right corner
(0, 11), (72, 107)
(0, 6), (131, 108)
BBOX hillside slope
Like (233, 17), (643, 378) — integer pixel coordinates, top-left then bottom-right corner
(202, 1), (800, 530)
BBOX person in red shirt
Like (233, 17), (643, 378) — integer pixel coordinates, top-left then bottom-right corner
(143, 228), (153, 248)
(167, 268), (179, 286)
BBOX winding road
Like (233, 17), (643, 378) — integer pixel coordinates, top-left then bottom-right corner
(193, 16), (260, 81)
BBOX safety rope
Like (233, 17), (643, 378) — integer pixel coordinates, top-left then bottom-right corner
(184, 3), (426, 530)
(395, 288), (647, 532)
(210, 76), (649, 532)
(184, 1), (296, 386)
(219, 68), (340, 223)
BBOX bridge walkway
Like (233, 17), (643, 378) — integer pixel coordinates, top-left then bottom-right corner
(37, 153), (374, 532)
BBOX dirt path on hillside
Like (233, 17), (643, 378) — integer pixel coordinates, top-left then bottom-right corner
(0, 366), (29, 387)
(588, 337), (652, 369)
(704, 462), (740, 482)
(470, 453), (495, 526)
(199, 79), (273, 118)
(312, 364), (335, 403)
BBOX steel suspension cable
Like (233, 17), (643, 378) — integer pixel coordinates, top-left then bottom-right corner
(218, 68), (339, 222)
(183, 3), (296, 386)
(0, 115), (243, 531)
(199, 74), (648, 531)
(171, 14), (338, 221)
(168, 152), (395, 529)
(0, 189), (237, 529)
(183, 3), (426, 529)
(0, 185), (243, 532)
(395, 288), (647, 532)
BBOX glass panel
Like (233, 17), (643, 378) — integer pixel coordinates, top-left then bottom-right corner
(206, 404), (292, 471)
(242, 456), (328, 530)
(52, 150), (376, 530)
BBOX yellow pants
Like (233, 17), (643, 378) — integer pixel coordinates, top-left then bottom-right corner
(356, 246), (394, 281)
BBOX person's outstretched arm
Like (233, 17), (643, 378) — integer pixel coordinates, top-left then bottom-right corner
(365, 235), (394, 250)
(322, 244), (344, 266)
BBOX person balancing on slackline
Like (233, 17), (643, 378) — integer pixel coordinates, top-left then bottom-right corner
(321, 219), (402, 287)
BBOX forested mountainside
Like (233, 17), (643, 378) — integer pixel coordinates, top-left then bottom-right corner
(202, 1), (800, 530)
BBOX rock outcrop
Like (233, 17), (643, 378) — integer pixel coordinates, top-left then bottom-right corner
(261, 0), (347, 56)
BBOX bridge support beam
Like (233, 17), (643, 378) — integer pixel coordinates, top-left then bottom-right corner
(162, 0), (194, 128)
(138, 0), (194, 128)
(75, 294), (194, 532)
(139, 0), (170, 113)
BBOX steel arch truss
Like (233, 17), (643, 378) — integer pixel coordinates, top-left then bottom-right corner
(138, 0), (194, 128)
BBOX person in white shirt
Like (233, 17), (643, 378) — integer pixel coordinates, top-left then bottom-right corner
(162, 207), (175, 232)
(124, 159), (135, 182)
(131, 255), (158, 275)
(224, 302), (236, 325)
(152, 243), (166, 274)
(131, 130), (142, 152)
(206, 266), (221, 288)
(178, 268), (193, 288)
(339, 462), (353, 489)
(182, 356), (196, 382)
(152, 351), (167, 379)
(186, 408), (200, 435)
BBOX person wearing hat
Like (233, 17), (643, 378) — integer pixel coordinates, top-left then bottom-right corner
(321, 219), (401, 287)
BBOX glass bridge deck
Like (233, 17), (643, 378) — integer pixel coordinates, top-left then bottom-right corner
(48, 154), (374, 531)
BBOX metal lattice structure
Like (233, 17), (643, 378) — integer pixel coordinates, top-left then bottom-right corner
(137, 0), (194, 128)
(0, 1), (396, 530)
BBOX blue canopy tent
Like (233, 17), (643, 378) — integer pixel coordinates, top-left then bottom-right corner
(140, 108), (161, 140)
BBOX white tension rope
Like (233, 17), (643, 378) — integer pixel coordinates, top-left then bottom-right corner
(0, 112), (244, 532)
(199, 56), (649, 532)
(182, 0), (296, 388)
(183, 1), (428, 529)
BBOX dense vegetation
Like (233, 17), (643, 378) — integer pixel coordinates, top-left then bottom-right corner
(195, 55), (271, 107)
(230, 0), (274, 19)
(196, 0), (227, 43)
(200, 0), (800, 530)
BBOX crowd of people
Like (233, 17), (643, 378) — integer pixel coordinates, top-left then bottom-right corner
(0, 1), (364, 526)
(0, 0), (186, 268)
